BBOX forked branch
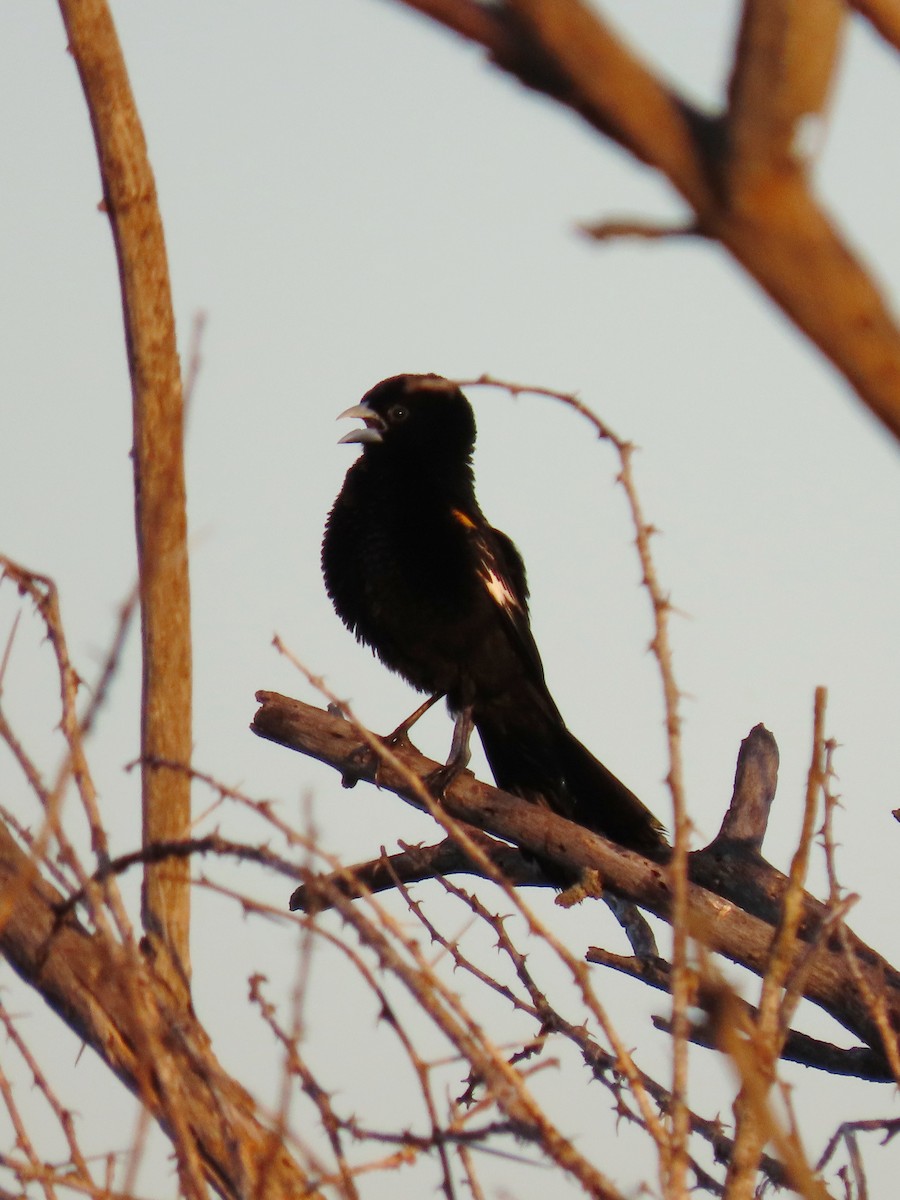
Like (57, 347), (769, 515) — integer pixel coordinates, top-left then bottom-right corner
(253, 690), (900, 1080)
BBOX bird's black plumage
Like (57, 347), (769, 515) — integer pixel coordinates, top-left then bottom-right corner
(322, 373), (669, 866)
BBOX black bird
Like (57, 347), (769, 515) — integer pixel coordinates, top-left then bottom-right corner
(322, 374), (669, 867)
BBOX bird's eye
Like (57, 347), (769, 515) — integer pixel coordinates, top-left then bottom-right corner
(388, 403), (409, 423)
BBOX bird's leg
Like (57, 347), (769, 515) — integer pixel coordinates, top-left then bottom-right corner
(426, 705), (474, 799)
(385, 692), (443, 746)
(446, 705), (474, 773)
(341, 693), (444, 788)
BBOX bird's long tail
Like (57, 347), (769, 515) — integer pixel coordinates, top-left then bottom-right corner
(474, 709), (669, 863)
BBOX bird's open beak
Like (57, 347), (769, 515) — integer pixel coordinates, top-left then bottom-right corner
(337, 403), (386, 445)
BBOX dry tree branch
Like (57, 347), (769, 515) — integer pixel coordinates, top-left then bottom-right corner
(207, 875), (631, 1198)
(603, 950), (887, 1081)
(354, 878), (476, 1200)
(0, 558), (131, 947)
(0, 1001), (92, 1186)
(726, 0), (845, 194)
(817, 1116), (900, 1192)
(722, 689), (832, 1199)
(852, 0), (900, 55)
(190, 792), (668, 1191)
(0, 816), (327, 1200)
(0, 579), (332, 1198)
(242, 704), (831, 1195)
(252, 691), (900, 1078)
(392, 0), (900, 441)
(309, 878), (630, 1199)
(817, 734), (900, 1091)
(182, 310), (208, 426)
(269, 646), (674, 1174)
(199, 879), (432, 1189)
(272, 889), (511, 1191)
(78, 583), (139, 742)
(430, 876), (790, 1194)
(248, 975), (361, 1200)
(57, 0), (193, 996)
(0, 1157), (139, 1200)
(577, 218), (700, 242)
(0, 1056), (58, 1200)
(291, 836), (546, 912)
(0, 553), (210, 1194)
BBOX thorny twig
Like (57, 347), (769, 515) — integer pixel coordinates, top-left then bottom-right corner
(457, 373), (692, 1189)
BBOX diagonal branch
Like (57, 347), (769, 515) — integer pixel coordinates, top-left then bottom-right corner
(727, 0), (846, 192)
(252, 690), (900, 1075)
(391, 0), (900, 443)
(0, 819), (324, 1200)
(852, 0), (900, 56)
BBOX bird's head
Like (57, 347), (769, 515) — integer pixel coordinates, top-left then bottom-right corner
(337, 374), (476, 465)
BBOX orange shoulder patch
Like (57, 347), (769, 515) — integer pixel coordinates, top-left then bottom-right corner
(450, 508), (476, 529)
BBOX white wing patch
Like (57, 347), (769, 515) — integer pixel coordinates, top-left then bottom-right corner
(479, 560), (520, 614)
(450, 509), (524, 619)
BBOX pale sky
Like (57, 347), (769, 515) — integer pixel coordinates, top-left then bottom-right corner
(2, 3), (900, 1196)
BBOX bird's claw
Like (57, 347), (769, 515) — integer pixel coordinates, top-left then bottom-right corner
(424, 760), (470, 801)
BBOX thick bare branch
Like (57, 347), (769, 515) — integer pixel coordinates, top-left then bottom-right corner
(853, 0), (900, 55)
(724, 690), (830, 1198)
(393, 0), (900, 442)
(593, 949), (890, 1081)
(57, 0), (193, 993)
(727, 0), (846, 191)
(710, 724), (780, 852)
(0, 819), (323, 1200)
(252, 691), (900, 1074)
(289, 834), (546, 912)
